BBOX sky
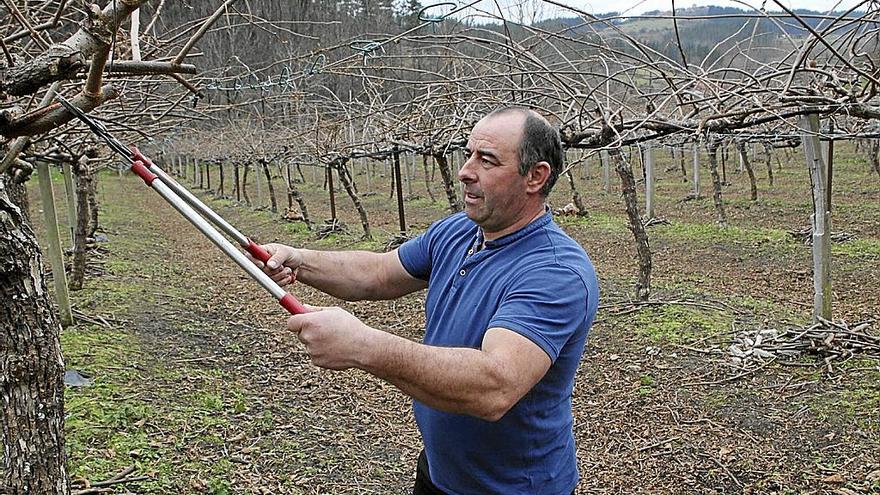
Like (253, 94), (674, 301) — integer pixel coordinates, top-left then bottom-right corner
(453, 0), (865, 20)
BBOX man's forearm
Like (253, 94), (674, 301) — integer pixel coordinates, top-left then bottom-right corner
(294, 249), (381, 300)
(357, 329), (519, 422)
(294, 249), (423, 301)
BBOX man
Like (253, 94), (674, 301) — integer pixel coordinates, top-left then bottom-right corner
(253, 107), (599, 494)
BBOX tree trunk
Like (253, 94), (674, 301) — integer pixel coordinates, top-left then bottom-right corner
(6, 180), (31, 224)
(217, 161), (225, 197)
(762, 142), (774, 187)
(869, 140), (880, 176)
(387, 157), (396, 200)
(69, 157), (93, 290)
(422, 154), (436, 202)
(242, 163), (251, 206)
(678, 147), (688, 182)
(86, 170), (98, 239)
(736, 141), (758, 201)
(261, 161), (277, 213)
(611, 150), (651, 302)
(335, 160), (371, 240)
(233, 163), (240, 202)
(433, 153), (461, 213)
(720, 141), (728, 184)
(286, 163), (293, 210)
(564, 169), (587, 216)
(707, 140), (728, 223)
(0, 179), (71, 495)
(287, 177), (311, 228)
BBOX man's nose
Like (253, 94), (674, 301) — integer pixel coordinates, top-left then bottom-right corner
(458, 153), (476, 182)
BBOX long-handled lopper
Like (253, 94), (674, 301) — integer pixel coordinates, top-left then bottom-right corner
(56, 94), (307, 315)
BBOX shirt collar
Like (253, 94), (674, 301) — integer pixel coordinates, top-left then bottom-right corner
(481, 207), (552, 250)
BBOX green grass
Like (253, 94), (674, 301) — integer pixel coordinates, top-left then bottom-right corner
(808, 384), (880, 432)
(632, 303), (733, 344)
(557, 211), (626, 233)
(63, 320), (244, 490)
(638, 374), (657, 396)
(407, 197), (446, 209)
(656, 221), (791, 246)
(832, 238), (880, 259)
(52, 175), (261, 490)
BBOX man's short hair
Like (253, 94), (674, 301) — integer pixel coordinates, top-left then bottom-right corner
(487, 106), (563, 196)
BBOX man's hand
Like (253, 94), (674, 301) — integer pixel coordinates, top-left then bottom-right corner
(246, 242), (301, 287)
(287, 306), (377, 370)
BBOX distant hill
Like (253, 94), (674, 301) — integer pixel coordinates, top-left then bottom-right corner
(531, 5), (864, 63)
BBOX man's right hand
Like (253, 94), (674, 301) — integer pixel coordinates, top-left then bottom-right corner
(247, 243), (301, 287)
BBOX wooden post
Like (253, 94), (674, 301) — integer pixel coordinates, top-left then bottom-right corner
(602, 150), (610, 192)
(799, 113), (832, 322)
(62, 160), (77, 244)
(393, 147), (407, 234)
(327, 165), (337, 221)
(692, 142), (701, 198)
(36, 161), (73, 327)
(645, 144), (655, 219)
(826, 122), (834, 214)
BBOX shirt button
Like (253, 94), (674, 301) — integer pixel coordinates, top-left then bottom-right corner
(467, 249), (473, 255)
(459, 269), (466, 276)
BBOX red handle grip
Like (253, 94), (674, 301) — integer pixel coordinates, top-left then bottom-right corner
(131, 160), (158, 186)
(131, 146), (155, 167)
(280, 293), (309, 315)
(246, 239), (272, 264)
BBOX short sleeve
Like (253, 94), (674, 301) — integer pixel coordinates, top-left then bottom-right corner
(488, 265), (590, 362)
(398, 230), (433, 281)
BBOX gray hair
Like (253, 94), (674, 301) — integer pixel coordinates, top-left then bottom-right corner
(487, 106), (563, 196)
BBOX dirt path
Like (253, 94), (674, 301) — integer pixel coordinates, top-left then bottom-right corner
(53, 173), (879, 494)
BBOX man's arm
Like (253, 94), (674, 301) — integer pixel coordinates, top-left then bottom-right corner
(256, 244), (427, 301)
(288, 307), (551, 422)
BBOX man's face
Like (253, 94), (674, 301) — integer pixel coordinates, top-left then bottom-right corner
(458, 113), (532, 236)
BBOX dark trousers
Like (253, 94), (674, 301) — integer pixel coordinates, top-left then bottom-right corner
(412, 450), (576, 495)
(413, 450), (447, 495)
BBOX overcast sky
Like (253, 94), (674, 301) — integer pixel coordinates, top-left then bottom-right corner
(453, 0), (864, 19)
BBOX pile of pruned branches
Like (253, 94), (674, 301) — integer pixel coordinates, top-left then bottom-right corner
(726, 318), (878, 368)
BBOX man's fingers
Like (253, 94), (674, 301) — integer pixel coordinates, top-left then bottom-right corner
(286, 305), (327, 332)
(244, 252), (264, 269)
(266, 247), (288, 270)
(287, 314), (310, 334)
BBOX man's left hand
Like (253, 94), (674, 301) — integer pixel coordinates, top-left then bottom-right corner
(287, 306), (376, 371)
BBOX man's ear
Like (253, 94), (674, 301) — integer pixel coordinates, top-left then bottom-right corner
(526, 161), (551, 193)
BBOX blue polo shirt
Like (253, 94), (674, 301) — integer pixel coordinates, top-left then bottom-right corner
(397, 211), (599, 495)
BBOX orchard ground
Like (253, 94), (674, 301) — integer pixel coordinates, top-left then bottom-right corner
(30, 142), (879, 494)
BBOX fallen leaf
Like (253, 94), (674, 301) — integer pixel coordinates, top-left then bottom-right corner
(822, 473), (844, 484)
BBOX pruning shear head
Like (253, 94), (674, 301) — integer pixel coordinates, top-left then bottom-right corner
(55, 94), (133, 160)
